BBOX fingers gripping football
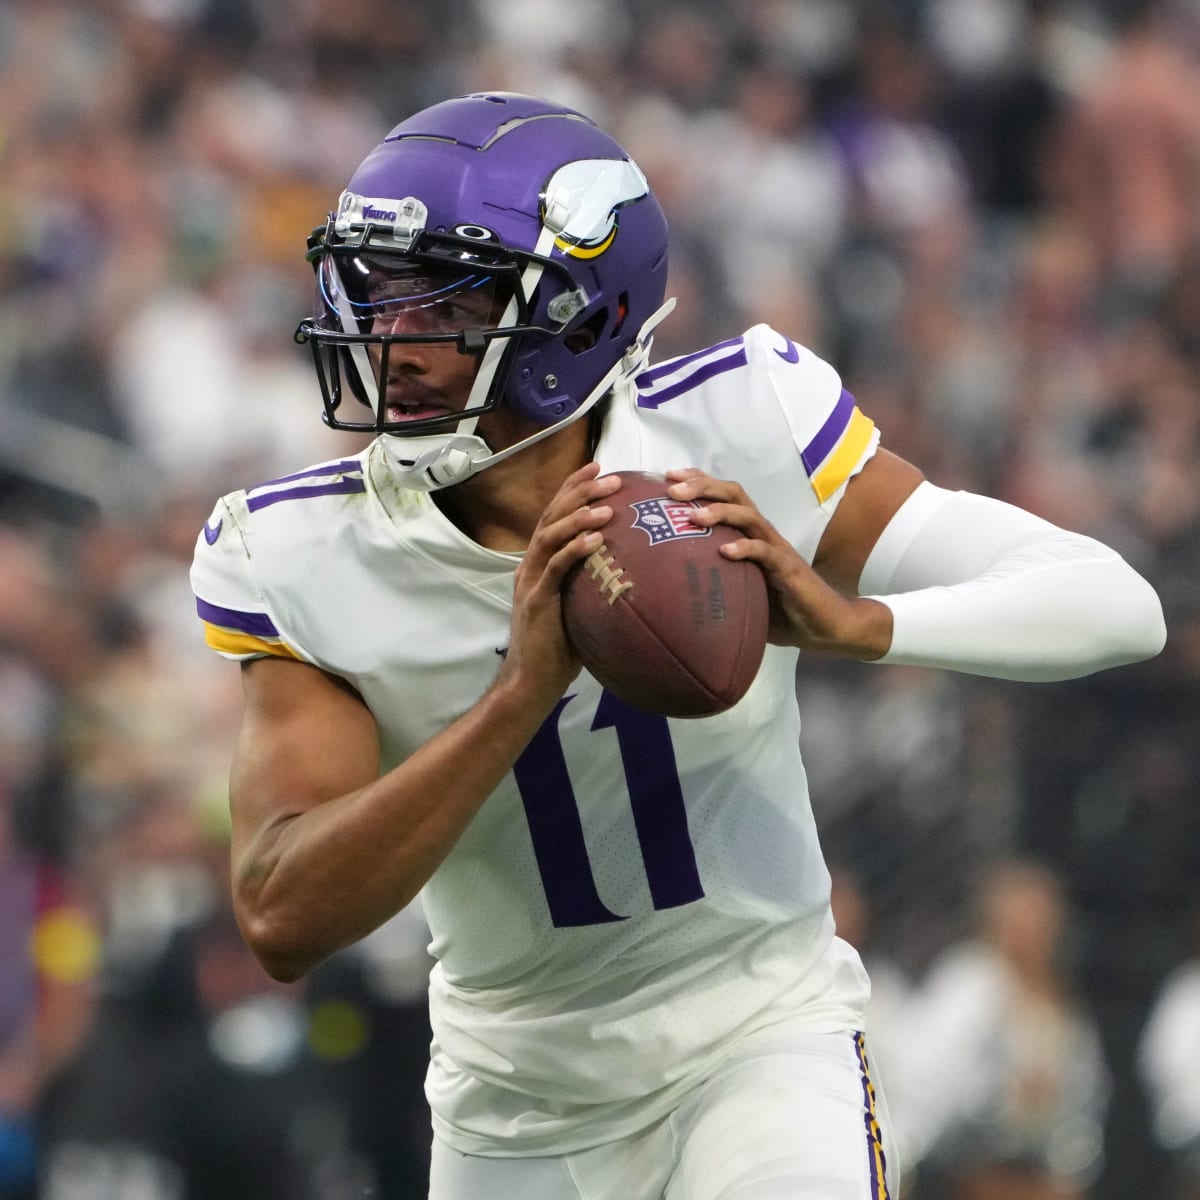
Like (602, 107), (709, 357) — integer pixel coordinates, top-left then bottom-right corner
(503, 465), (620, 700)
(664, 468), (891, 658)
(523, 465), (621, 590)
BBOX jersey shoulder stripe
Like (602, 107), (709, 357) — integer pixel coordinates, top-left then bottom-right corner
(800, 387), (876, 503)
(250, 458), (364, 487)
(636, 337), (748, 410)
(244, 459), (366, 512)
(638, 336), (747, 387)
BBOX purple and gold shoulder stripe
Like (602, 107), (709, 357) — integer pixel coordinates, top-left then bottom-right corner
(801, 388), (876, 504)
(195, 597), (299, 661)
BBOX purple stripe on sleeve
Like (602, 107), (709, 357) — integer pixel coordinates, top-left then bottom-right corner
(195, 597), (279, 638)
(637, 347), (749, 410)
(636, 337), (746, 388)
(250, 459), (364, 491)
(246, 477), (367, 512)
(800, 388), (854, 475)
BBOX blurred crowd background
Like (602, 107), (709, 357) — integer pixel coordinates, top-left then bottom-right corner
(1, 0), (1198, 1197)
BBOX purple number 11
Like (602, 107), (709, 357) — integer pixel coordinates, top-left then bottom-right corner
(512, 689), (705, 927)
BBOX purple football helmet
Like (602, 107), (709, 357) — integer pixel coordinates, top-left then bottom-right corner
(296, 92), (671, 487)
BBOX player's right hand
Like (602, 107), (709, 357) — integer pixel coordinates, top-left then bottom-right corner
(499, 463), (621, 703)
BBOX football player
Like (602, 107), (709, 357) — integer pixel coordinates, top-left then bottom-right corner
(191, 93), (1165, 1200)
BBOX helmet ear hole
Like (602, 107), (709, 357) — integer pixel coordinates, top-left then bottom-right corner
(610, 292), (630, 339)
(565, 307), (609, 355)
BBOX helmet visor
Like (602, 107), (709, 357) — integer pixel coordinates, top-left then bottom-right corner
(317, 254), (512, 339)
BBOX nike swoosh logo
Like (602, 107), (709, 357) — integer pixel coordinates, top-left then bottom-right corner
(203, 519), (222, 545)
(774, 336), (800, 364)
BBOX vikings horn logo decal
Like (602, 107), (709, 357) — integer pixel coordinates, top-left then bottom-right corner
(541, 159), (650, 259)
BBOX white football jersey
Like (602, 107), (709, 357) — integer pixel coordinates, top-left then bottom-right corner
(191, 325), (882, 1154)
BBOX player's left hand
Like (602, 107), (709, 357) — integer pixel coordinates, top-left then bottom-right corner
(665, 469), (892, 660)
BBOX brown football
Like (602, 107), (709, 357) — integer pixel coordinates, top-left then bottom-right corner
(562, 471), (770, 717)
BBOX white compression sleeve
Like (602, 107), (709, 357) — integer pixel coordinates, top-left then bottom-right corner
(858, 482), (1166, 681)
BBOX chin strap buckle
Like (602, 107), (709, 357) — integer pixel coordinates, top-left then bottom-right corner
(382, 433), (491, 491)
(621, 297), (677, 378)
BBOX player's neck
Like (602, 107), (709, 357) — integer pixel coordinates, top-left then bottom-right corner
(434, 419), (593, 552)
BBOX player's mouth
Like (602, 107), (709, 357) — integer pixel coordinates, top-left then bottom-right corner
(387, 401), (453, 422)
(385, 383), (455, 423)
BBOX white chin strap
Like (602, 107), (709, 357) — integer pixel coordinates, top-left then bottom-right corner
(381, 297), (676, 491)
(379, 432), (494, 491)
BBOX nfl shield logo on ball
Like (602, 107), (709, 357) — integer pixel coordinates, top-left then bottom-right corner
(629, 498), (712, 544)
